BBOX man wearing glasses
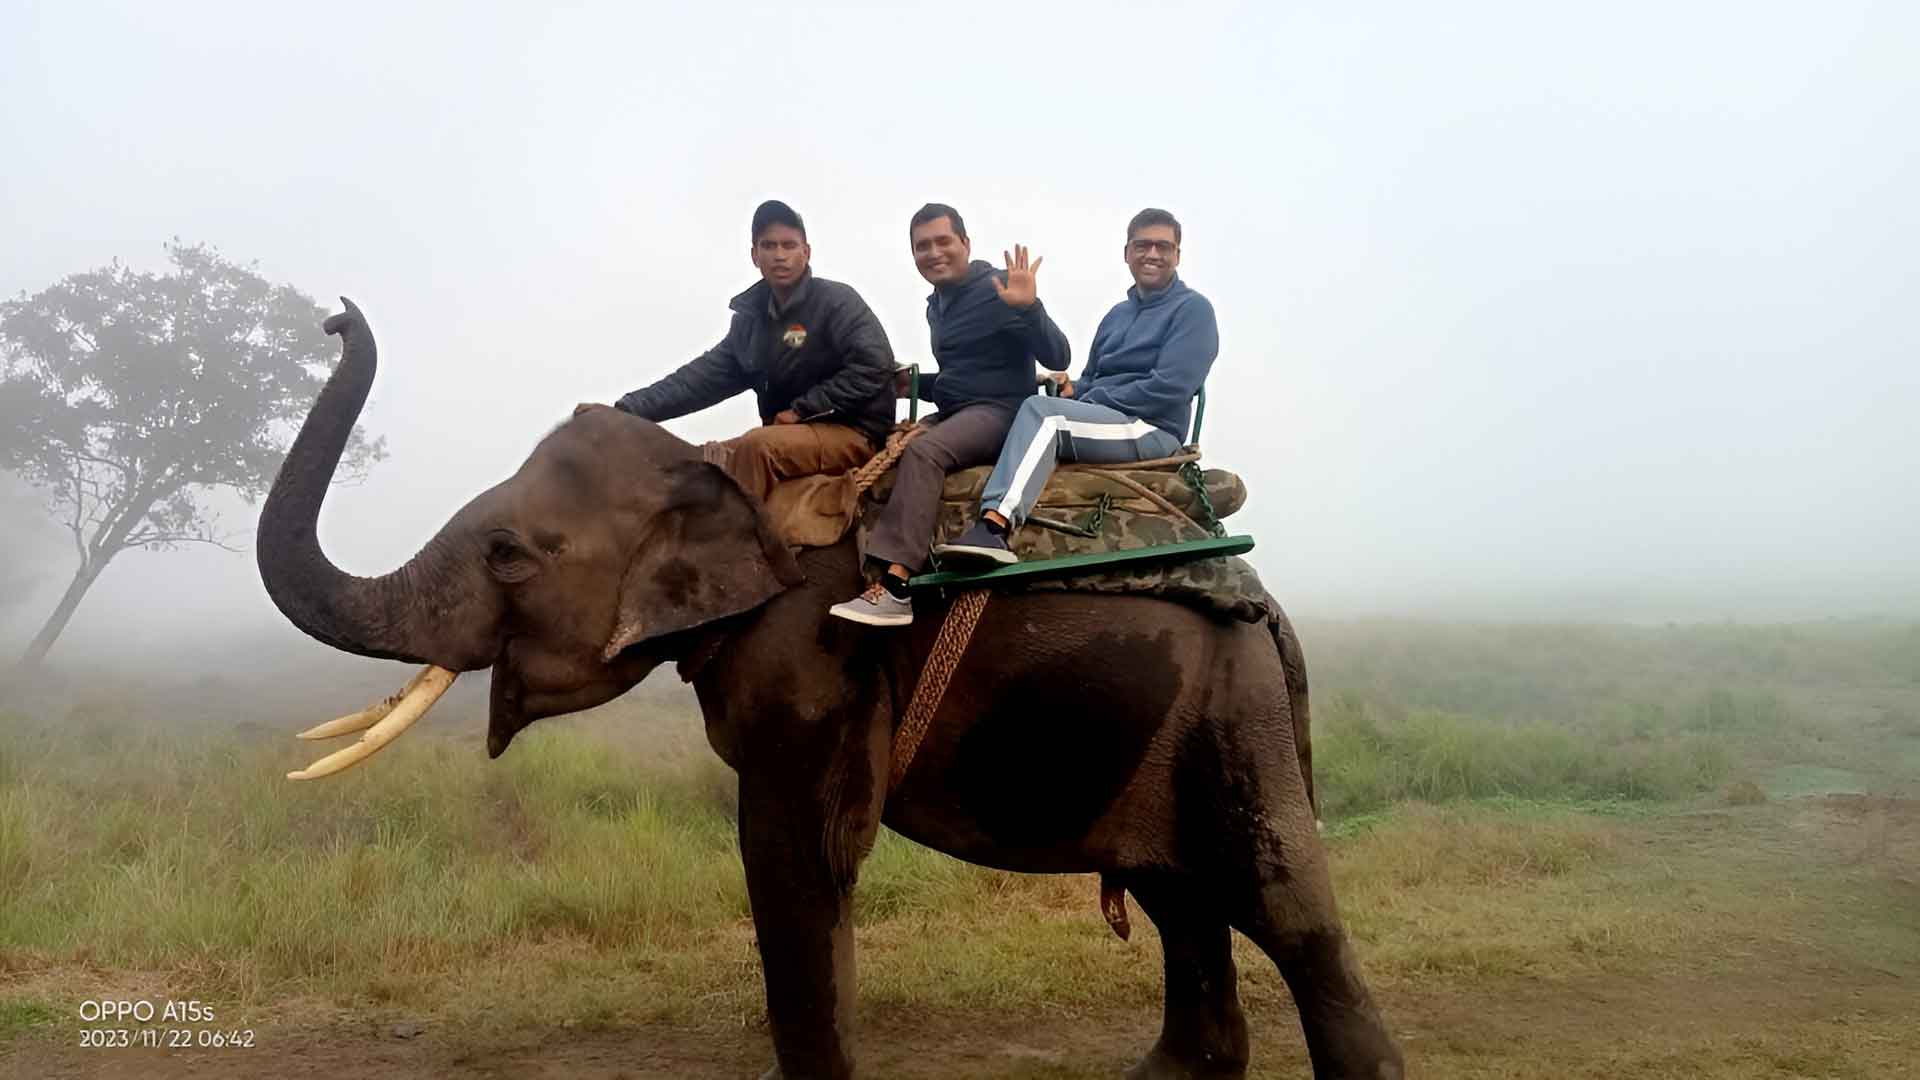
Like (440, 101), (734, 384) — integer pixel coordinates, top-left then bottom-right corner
(935, 208), (1220, 569)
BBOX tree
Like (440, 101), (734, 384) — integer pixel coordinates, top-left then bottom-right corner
(0, 241), (383, 667)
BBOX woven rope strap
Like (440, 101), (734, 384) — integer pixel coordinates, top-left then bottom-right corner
(851, 421), (932, 495)
(888, 589), (990, 790)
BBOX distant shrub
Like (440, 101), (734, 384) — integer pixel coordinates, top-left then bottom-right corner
(1317, 700), (1731, 816)
(1882, 707), (1920, 738)
(1688, 688), (1792, 734)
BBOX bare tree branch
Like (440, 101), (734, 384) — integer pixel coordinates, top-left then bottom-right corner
(122, 529), (244, 553)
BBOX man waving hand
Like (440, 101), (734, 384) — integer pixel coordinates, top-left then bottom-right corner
(936, 208), (1218, 569)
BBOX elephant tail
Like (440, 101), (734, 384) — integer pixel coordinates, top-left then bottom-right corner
(1266, 599), (1316, 817)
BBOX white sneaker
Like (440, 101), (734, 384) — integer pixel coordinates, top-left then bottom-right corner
(828, 582), (914, 627)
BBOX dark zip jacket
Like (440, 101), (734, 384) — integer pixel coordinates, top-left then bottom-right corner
(615, 270), (896, 446)
(915, 260), (1071, 414)
(1075, 274), (1218, 442)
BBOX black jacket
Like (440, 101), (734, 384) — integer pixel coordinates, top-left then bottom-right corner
(916, 260), (1071, 414)
(616, 271), (896, 446)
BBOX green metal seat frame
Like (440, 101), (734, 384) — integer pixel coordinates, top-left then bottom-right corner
(908, 534), (1254, 591)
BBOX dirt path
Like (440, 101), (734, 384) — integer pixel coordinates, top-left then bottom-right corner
(13, 963), (1917, 1080)
(12, 974), (1917, 1080)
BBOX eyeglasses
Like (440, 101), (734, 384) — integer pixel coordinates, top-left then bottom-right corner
(1129, 239), (1177, 256)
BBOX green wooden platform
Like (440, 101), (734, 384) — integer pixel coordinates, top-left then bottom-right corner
(907, 534), (1256, 591)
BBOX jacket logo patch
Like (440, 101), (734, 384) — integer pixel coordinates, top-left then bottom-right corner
(782, 324), (807, 349)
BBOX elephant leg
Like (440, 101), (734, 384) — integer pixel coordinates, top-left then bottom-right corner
(737, 705), (890, 1080)
(1231, 882), (1402, 1080)
(1123, 878), (1250, 1080)
(739, 780), (861, 1080)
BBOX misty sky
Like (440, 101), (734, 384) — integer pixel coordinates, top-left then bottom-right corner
(3, 1), (1917, 660)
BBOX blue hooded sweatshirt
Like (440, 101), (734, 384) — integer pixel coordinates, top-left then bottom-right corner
(917, 260), (1072, 414)
(1075, 275), (1218, 443)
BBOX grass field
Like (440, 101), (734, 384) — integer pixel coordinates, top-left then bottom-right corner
(3, 618), (1918, 1077)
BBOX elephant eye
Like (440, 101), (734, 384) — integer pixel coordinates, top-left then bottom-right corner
(485, 531), (540, 582)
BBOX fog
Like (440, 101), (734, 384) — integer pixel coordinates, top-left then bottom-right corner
(3, 1), (1917, 665)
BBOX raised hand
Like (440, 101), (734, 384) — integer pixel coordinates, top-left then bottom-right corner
(991, 244), (1044, 309)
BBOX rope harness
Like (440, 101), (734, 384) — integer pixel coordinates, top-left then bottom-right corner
(888, 588), (989, 790)
(849, 420), (930, 494)
(848, 421), (992, 791)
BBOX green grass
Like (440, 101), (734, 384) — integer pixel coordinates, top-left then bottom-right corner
(2, 618), (1918, 1076)
(2, 719), (750, 1010)
(1315, 699), (1735, 815)
(1302, 617), (1920, 816)
(0, 996), (60, 1036)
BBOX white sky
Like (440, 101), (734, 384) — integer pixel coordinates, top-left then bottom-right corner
(3, 0), (1918, 658)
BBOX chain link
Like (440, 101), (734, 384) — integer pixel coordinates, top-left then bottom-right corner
(1179, 461), (1226, 537)
(1084, 492), (1110, 536)
(1027, 492), (1114, 539)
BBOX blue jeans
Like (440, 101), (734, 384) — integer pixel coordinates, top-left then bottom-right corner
(978, 397), (1181, 526)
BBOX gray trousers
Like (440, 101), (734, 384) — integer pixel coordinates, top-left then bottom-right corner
(867, 402), (1015, 572)
(979, 396), (1182, 526)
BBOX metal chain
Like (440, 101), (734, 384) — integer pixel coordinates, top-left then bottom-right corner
(1179, 461), (1226, 537)
(1084, 492), (1110, 535)
(889, 589), (990, 791)
(1028, 492), (1112, 539)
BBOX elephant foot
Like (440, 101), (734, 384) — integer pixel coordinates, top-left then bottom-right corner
(756, 1064), (853, 1080)
(1123, 1044), (1249, 1080)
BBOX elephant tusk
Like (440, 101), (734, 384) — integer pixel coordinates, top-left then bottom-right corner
(294, 666), (434, 740)
(287, 666), (457, 781)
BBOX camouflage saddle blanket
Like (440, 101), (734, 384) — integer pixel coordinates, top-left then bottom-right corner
(760, 451), (1275, 625)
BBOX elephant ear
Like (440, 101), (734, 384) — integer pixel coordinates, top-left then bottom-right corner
(602, 460), (805, 659)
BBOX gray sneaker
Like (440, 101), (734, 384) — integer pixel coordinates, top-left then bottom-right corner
(828, 582), (913, 627)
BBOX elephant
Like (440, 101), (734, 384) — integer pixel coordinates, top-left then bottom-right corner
(257, 300), (1403, 1080)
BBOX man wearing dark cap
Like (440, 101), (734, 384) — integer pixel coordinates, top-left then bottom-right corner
(597, 200), (896, 500)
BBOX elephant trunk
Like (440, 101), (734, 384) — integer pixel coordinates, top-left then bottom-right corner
(256, 299), (492, 669)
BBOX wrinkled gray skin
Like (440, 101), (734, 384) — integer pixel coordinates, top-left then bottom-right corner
(258, 302), (1402, 1080)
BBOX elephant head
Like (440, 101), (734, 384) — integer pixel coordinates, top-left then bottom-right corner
(257, 300), (803, 773)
